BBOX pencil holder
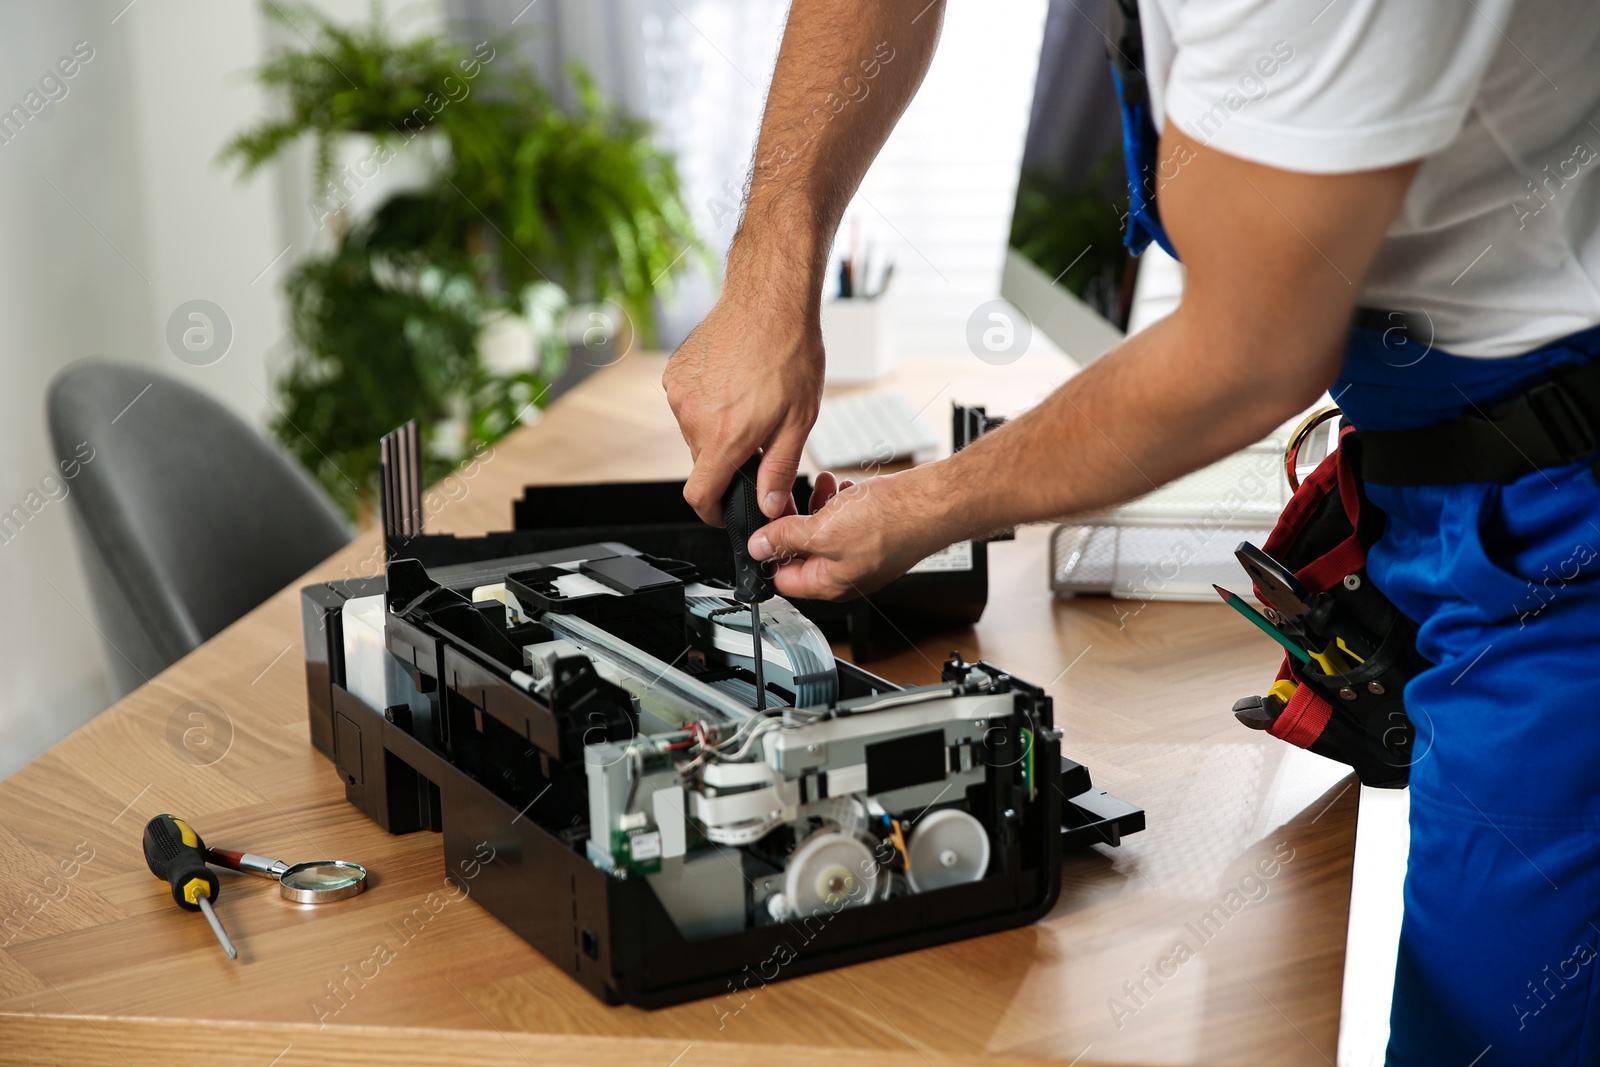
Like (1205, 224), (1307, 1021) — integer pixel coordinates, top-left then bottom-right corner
(820, 296), (896, 384)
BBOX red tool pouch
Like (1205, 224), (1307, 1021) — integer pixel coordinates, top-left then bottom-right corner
(1242, 427), (1429, 788)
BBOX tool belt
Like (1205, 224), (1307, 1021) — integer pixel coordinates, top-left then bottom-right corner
(1234, 424), (1429, 788)
(1238, 349), (1600, 785)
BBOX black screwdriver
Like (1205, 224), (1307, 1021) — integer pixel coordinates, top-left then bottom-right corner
(143, 813), (238, 960)
(722, 452), (776, 710)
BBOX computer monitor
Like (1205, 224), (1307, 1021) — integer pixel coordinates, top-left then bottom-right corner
(1000, 0), (1137, 365)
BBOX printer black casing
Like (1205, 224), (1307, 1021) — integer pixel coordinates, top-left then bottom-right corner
(299, 423), (1141, 1008)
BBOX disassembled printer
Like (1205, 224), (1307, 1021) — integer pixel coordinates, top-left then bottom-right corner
(300, 418), (1143, 1006)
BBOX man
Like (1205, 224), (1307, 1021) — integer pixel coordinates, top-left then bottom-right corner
(663, 1), (1600, 1062)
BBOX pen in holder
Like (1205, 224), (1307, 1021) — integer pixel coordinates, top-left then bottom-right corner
(820, 254), (896, 385)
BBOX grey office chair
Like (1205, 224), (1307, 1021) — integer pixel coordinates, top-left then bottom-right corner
(47, 360), (352, 696)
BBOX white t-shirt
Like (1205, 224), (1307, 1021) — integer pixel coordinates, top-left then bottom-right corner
(1139, 0), (1600, 358)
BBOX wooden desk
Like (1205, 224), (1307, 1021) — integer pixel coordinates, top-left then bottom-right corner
(0, 351), (1356, 1067)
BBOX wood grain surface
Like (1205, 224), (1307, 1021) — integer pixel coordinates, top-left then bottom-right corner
(0, 350), (1357, 1067)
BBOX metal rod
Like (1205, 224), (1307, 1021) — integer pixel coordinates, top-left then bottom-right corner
(406, 421), (423, 536)
(543, 612), (756, 724)
(380, 434), (394, 544)
(196, 894), (238, 960)
(750, 602), (766, 711)
(398, 423), (415, 539)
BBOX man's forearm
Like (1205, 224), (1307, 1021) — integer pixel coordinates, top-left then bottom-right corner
(929, 310), (1332, 542)
(914, 136), (1419, 548)
(728, 0), (945, 310)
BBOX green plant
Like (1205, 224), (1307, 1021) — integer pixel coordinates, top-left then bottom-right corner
(225, 3), (703, 517)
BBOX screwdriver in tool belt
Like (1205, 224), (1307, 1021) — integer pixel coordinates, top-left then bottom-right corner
(722, 453), (776, 711)
(142, 813), (238, 960)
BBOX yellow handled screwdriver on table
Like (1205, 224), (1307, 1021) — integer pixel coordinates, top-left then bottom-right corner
(143, 813), (238, 960)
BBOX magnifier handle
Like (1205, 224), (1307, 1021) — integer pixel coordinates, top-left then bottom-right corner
(206, 847), (289, 879)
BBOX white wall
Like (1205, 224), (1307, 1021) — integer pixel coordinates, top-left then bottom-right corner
(0, 0), (440, 780)
(847, 1), (1048, 353)
(0, 2), (153, 778)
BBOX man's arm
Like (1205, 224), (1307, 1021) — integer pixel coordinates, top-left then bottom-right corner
(664, 0), (946, 525)
(751, 129), (1419, 600)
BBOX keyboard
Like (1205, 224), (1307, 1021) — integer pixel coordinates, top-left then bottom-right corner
(807, 390), (940, 469)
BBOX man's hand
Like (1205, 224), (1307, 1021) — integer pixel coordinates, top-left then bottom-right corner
(664, 293), (824, 526)
(747, 470), (943, 600)
(661, 0), (946, 525)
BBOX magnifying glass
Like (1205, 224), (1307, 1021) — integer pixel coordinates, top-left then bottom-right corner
(206, 847), (369, 904)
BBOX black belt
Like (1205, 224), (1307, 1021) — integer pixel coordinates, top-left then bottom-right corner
(1355, 356), (1600, 486)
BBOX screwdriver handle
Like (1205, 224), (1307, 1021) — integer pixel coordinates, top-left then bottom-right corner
(143, 814), (220, 912)
(722, 452), (775, 604)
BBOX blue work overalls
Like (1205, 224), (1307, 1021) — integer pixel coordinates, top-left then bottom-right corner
(1115, 70), (1600, 1067)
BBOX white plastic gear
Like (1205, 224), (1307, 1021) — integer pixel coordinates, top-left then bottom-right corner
(905, 809), (991, 893)
(784, 830), (877, 915)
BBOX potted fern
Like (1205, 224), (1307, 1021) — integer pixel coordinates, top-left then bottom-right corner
(225, 4), (703, 518)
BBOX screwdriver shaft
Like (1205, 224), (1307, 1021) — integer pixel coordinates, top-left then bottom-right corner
(750, 602), (766, 711)
(196, 893), (239, 960)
